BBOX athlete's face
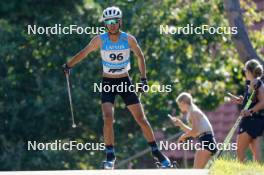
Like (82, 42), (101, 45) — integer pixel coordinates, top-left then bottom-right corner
(244, 68), (254, 80)
(104, 18), (121, 34)
(177, 101), (189, 113)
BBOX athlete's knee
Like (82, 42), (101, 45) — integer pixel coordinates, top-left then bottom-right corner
(103, 112), (114, 125)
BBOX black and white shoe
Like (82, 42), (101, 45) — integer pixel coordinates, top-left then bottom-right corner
(102, 159), (116, 170)
(155, 157), (173, 168)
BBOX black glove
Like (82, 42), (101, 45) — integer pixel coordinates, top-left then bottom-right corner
(138, 77), (148, 93)
(62, 63), (72, 75)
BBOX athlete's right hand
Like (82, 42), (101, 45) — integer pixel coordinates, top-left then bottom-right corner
(228, 93), (244, 104)
(170, 116), (183, 127)
(62, 63), (72, 75)
(138, 78), (148, 93)
(178, 133), (187, 143)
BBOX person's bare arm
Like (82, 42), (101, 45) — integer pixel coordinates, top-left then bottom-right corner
(178, 112), (200, 142)
(67, 35), (101, 67)
(241, 85), (264, 117)
(170, 116), (191, 133)
(183, 112), (200, 138)
(179, 122), (192, 133)
(251, 85), (264, 113)
(228, 92), (244, 104)
(128, 34), (146, 78)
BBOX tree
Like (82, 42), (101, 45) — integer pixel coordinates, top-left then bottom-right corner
(223, 0), (263, 64)
(0, 0), (263, 170)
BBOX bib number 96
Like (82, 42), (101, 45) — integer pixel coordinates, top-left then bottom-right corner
(109, 53), (123, 61)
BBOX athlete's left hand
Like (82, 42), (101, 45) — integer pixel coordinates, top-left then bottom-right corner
(178, 134), (187, 143)
(138, 78), (148, 93)
(62, 63), (72, 75)
(241, 109), (253, 117)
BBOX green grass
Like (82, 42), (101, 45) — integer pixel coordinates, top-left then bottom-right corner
(209, 158), (264, 175)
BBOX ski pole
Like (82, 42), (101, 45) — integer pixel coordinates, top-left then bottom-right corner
(65, 73), (77, 128)
(205, 90), (255, 168)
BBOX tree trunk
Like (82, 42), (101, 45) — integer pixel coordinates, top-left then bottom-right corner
(223, 0), (263, 64)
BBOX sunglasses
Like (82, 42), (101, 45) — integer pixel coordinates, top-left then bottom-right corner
(104, 19), (119, 25)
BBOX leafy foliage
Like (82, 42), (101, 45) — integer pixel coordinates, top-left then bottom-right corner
(0, 0), (263, 170)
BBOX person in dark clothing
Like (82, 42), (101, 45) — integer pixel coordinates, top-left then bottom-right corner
(229, 59), (264, 162)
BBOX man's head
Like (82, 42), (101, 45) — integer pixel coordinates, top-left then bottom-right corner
(176, 92), (193, 113)
(102, 6), (122, 34)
